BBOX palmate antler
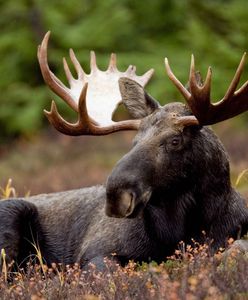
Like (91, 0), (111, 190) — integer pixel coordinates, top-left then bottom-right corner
(37, 31), (154, 135)
(165, 53), (248, 126)
(38, 31), (248, 132)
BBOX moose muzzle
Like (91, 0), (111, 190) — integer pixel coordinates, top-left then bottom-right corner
(105, 144), (154, 218)
(105, 189), (137, 218)
(105, 172), (152, 218)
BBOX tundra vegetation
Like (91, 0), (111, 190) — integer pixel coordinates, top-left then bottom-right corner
(0, 185), (248, 300)
(0, 182), (248, 299)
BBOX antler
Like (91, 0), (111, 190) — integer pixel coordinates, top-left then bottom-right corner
(165, 53), (248, 126)
(37, 31), (154, 135)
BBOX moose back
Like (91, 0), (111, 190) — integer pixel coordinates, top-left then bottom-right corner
(0, 32), (248, 268)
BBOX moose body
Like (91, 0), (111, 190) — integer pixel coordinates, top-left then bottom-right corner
(1, 104), (248, 268)
(0, 32), (248, 268)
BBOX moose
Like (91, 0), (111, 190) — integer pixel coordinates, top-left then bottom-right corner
(0, 32), (248, 269)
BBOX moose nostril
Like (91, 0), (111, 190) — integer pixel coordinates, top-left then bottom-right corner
(119, 191), (135, 215)
(105, 190), (136, 218)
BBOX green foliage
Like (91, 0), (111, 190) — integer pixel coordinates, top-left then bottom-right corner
(0, 0), (247, 139)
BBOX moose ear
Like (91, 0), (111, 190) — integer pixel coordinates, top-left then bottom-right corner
(119, 78), (160, 119)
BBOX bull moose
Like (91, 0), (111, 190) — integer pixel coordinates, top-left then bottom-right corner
(0, 32), (248, 269)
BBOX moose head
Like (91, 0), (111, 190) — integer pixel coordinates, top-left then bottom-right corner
(38, 32), (248, 219)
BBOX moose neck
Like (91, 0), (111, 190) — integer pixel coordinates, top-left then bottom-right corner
(143, 127), (234, 245)
(143, 178), (233, 247)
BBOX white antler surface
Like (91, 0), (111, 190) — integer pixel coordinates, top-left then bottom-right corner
(38, 32), (154, 127)
(69, 51), (153, 126)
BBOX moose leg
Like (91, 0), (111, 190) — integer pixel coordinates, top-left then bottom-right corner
(0, 199), (42, 268)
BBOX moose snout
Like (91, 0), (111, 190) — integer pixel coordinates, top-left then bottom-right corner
(105, 189), (136, 218)
(106, 172), (152, 218)
(105, 148), (153, 218)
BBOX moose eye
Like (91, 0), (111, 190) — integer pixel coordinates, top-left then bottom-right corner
(159, 135), (182, 150)
(171, 137), (181, 146)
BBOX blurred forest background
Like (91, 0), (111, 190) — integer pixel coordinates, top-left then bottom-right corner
(0, 0), (247, 196)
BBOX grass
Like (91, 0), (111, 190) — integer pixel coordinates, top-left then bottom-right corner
(0, 178), (17, 199)
(0, 241), (247, 299)
(236, 169), (248, 187)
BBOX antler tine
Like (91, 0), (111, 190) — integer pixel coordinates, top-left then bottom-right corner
(188, 55), (212, 115)
(90, 51), (98, 73)
(63, 57), (74, 86)
(139, 69), (155, 86)
(38, 31), (78, 112)
(126, 65), (137, 75)
(69, 48), (85, 79)
(236, 78), (248, 94)
(223, 52), (246, 101)
(189, 54), (196, 87)
(189, 55), (211, 96)
(205, 53), (248, 124)
(189, 55), (204, 95)
(108, 53), (117, 71)
(44, 83), (93, 136)
(202, 66), (212, 96)
(166, 53), (248, 126)
(63, 50), (86, 86)
(165, 57), (191, 101)
(76, 83), (102, 128)
(44, 101), (76, 134)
